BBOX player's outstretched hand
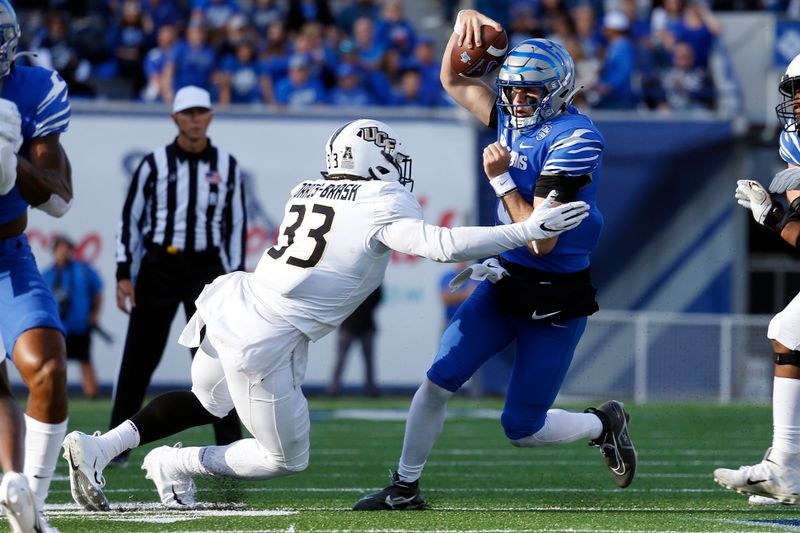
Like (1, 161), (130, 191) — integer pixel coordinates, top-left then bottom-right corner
(454, 9), (502, 49)
(0, 98), (22, 153)
(735, 179), (774, 225)
(769, 167), (800, 194)
(525, 190), (590, 241)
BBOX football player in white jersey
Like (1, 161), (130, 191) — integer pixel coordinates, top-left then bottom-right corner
(715, 52), (800, 504)
(61, 118), (591, 511)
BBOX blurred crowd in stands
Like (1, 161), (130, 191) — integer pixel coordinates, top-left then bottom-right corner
(10, 0), (775, 112)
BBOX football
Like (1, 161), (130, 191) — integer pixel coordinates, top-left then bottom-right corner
(450, 26), (508, 78)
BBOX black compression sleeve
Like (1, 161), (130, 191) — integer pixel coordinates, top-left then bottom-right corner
(534, 174), (592, 202)
(130, 390), (222, 445)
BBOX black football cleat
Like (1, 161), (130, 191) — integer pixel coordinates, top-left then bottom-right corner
(585, 400), (637, 488)
(353, 471), (425, 510)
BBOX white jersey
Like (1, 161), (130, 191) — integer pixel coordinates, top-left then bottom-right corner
(251, 178), (421, 340)
(183, 176), (554, 378)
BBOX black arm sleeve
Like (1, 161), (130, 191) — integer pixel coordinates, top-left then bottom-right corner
(534, 174), (592, 202)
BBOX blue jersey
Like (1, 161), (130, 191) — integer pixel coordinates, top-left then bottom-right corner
(779, 131), (800, 166)
(0, 65), (70, 224)
(497, 107), (604, 273)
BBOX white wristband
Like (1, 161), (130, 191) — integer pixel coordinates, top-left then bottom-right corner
(453, 10), (464, 35)
(489, 172), (517, 197)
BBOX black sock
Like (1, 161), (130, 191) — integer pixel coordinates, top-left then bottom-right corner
(130, 390), (222, 445)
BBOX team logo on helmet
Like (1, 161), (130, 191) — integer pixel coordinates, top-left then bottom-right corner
(357, 126), (397, 155)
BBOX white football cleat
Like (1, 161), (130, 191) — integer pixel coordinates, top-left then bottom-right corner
(0, 471), (53, 533)
(142, 444), (197, 510)
(714, 448), (800, 503)
(62, 431), (111, 511)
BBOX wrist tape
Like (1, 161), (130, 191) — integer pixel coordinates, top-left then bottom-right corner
(489, 172), (517, 197)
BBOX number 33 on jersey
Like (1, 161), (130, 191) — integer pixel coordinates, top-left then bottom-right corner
(254, 177), (420, 330)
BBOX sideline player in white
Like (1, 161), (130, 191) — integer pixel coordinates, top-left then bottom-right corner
(61, 118), (591, 510)
(0, 1), (73, 531)
(715, 52), (800, 504)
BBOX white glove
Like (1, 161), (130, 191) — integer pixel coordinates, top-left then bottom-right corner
(769, 167), (800, 194)
(735, 179), (775, 226)
(523, 190), (590, 241)
(0, 139), (17, 196)
(0, 99), (22, 154)
(449, 257), (509, 291)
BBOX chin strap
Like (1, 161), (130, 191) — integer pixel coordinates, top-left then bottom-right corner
(563, 84), (584, 107)
(13, 51), (37, 61)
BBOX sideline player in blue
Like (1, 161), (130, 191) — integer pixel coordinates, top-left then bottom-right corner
(0, 1), (72, 531)
(354, 9), (637, 510)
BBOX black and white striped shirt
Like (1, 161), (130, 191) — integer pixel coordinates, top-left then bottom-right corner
(116, 138), (247, 280)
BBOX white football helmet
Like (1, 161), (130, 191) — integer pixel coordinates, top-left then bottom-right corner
(777, 53), (800, 133)
(324, 118), (413, 190)
(496, 38), (577, 131)
(0, 0), (19, 78)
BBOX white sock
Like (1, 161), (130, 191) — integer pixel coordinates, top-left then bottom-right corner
(196, 439), (302, 480)
(96, 420), (141, 463)
(772, 376), (800, 454)
(397, 380), (452, 483)
(23, 414), (67, 507)
(510, 409), (603, 447)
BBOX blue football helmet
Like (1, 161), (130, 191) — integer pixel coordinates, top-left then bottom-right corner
(0, 0), (19, 78)
(496, 38), (577, 131)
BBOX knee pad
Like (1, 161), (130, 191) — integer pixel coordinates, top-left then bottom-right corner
(774, 351), (800, 367)
(190, 388), (230, 419)
(190, 345), (234, 418)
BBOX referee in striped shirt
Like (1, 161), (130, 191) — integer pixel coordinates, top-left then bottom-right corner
(111, 86), (245, 464)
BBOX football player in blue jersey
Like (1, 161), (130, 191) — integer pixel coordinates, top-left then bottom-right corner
(353, 9), (637, 511)
(715, 52), (800, 505)
(0, 1), (72, 531)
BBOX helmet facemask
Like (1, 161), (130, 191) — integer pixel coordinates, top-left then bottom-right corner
(0, 1), (19, 79)
(777, 74), (800, 133)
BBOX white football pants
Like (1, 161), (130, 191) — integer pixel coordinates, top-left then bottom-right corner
(190, 335), (311, 475)
(769, 291), (800, 351)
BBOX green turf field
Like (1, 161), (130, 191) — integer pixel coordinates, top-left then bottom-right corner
(15, 397), (800, 532)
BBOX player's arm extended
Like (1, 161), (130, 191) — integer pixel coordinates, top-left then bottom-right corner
(374, 196), (588, 263)
(440, 10), (499, 127)
(16, 133), (72, 216)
